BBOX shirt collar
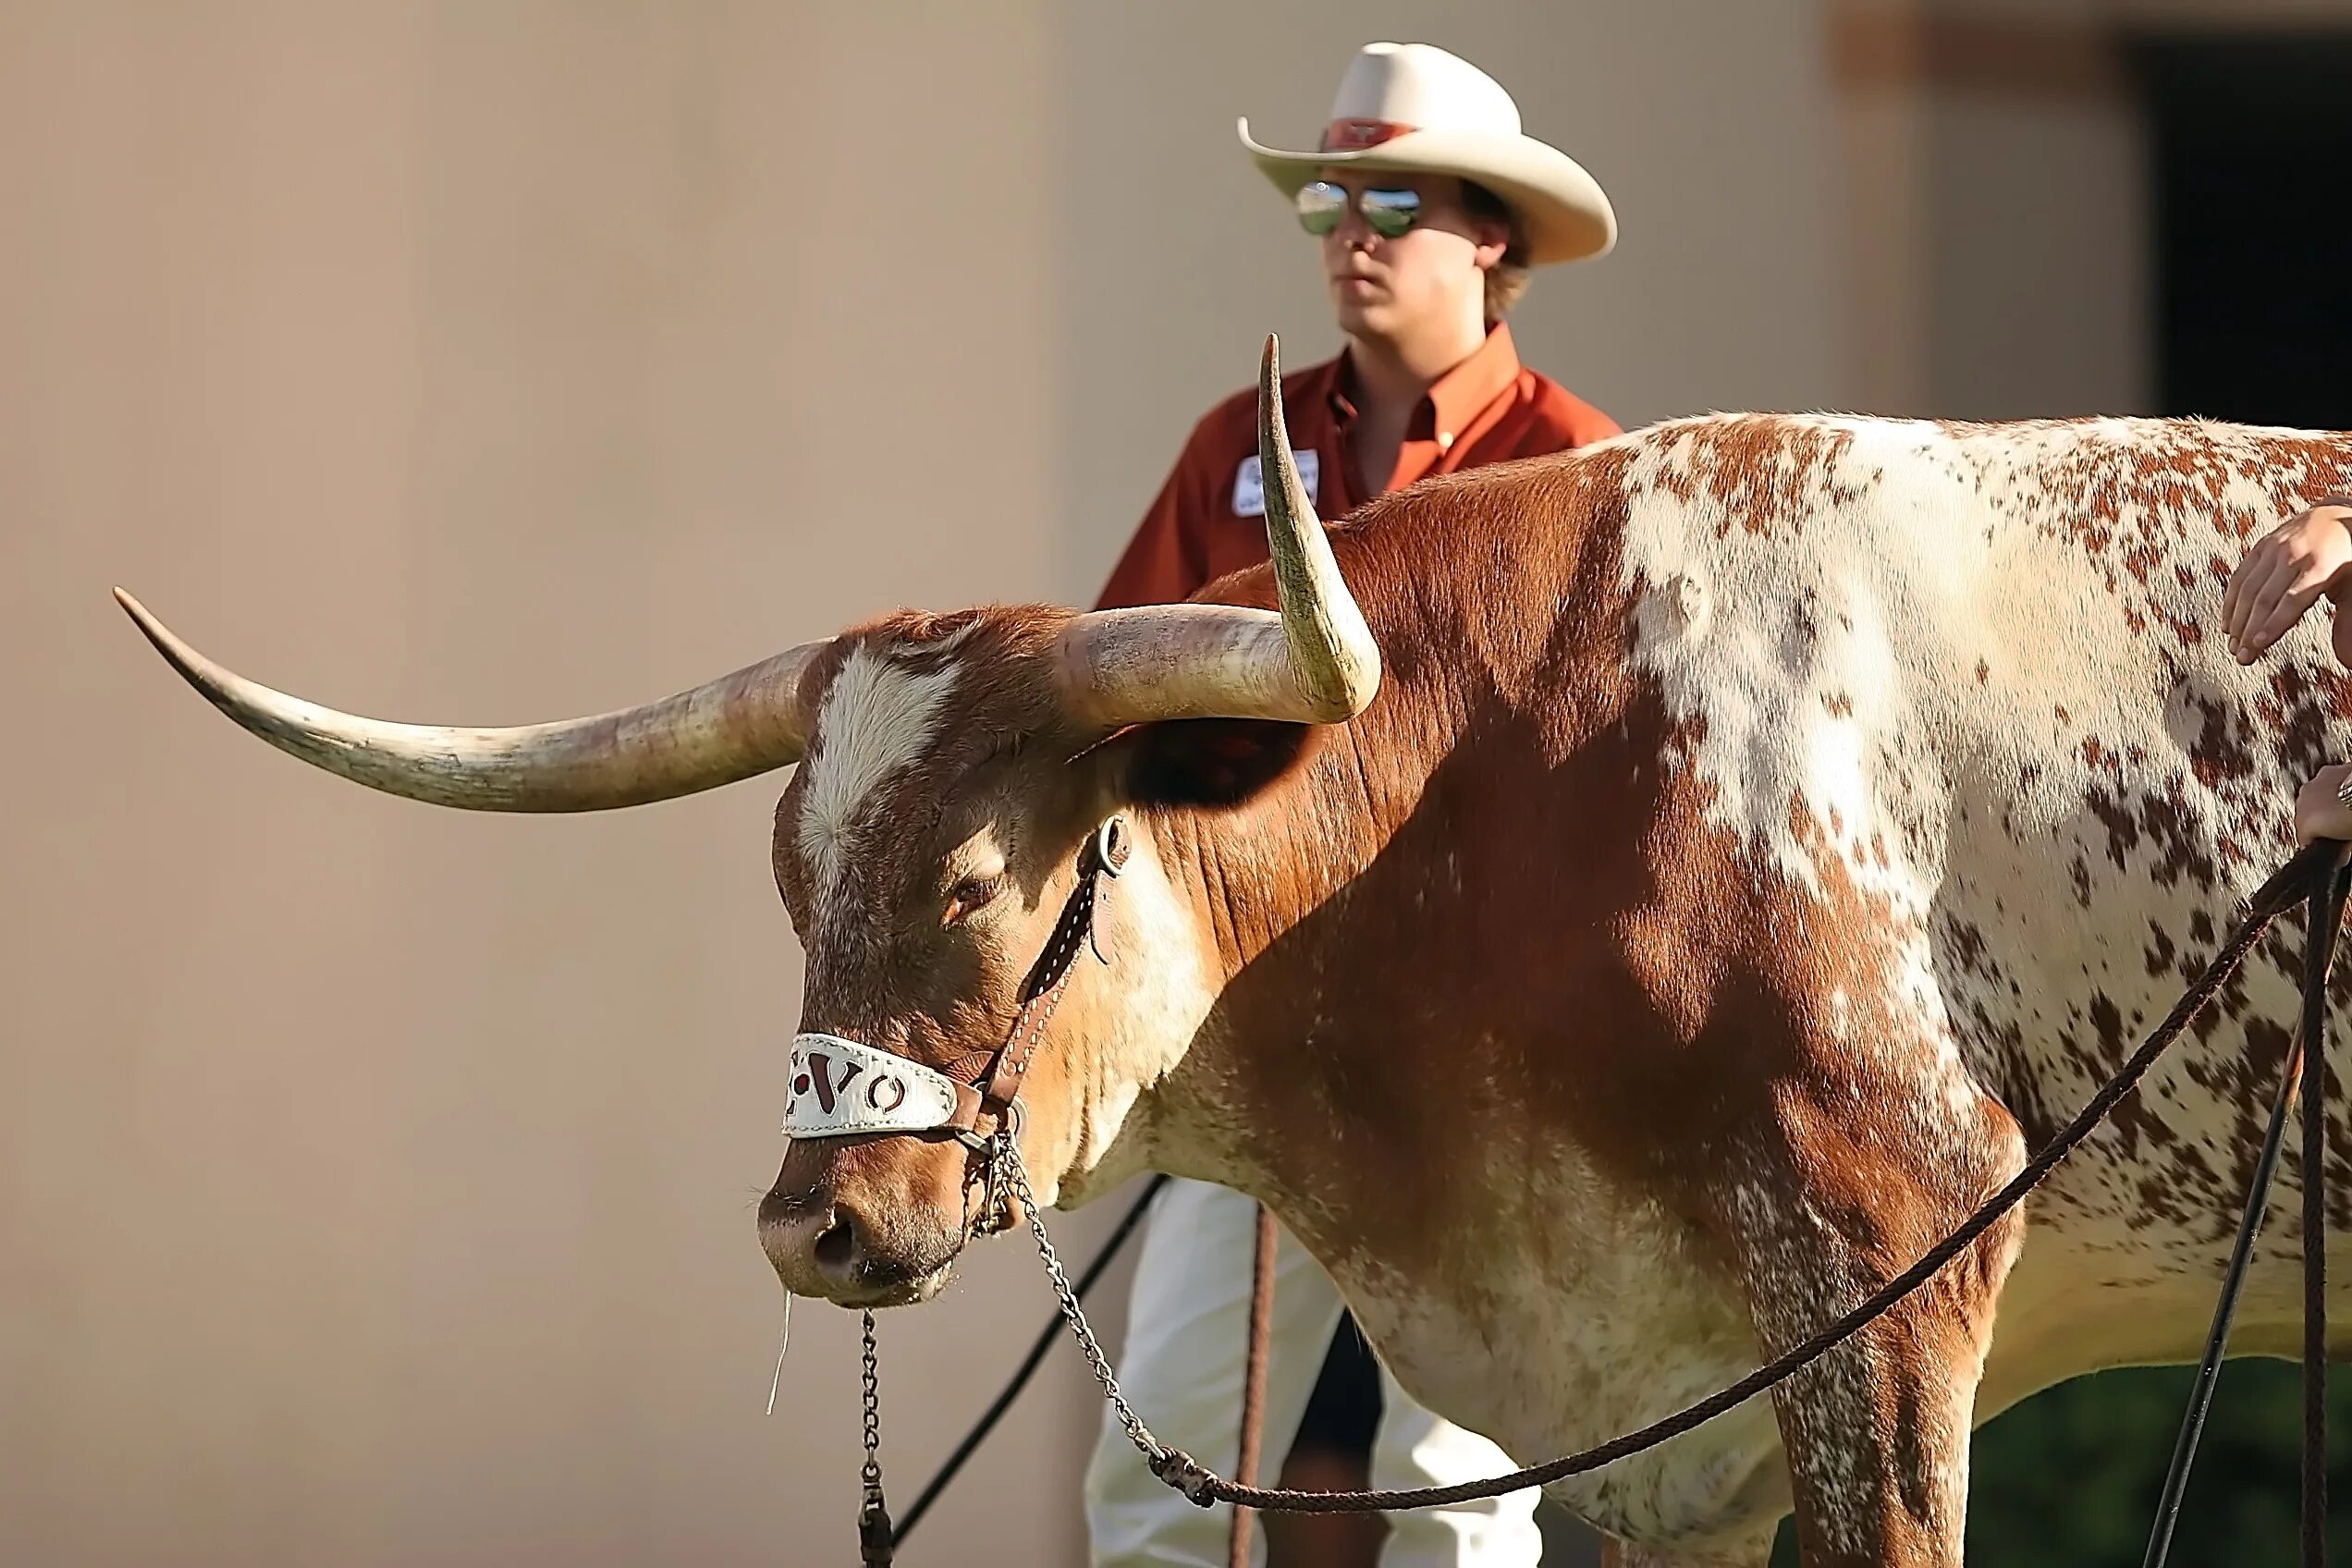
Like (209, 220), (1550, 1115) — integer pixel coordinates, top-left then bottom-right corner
(1326, 322), (1525, 447)
(1427, 322), (1522, 446)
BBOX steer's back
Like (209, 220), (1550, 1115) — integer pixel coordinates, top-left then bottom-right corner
(1601, 410), (2352, 1397)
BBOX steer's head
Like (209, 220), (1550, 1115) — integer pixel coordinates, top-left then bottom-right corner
(119, 337), (1379, 1310)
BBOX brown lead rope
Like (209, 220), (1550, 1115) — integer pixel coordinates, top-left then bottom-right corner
(1227, 1202), (1279, 1568)
(1014, 839), (2351, 1519)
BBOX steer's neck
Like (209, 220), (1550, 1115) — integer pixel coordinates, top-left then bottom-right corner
(1135, 683), (1473, 1231)
(1126, 481), (1653, 1303)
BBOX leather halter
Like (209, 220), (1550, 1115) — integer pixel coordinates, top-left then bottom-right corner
(780, 817), (1132, 1233)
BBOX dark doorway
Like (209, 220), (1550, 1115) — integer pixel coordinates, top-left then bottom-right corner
(2135, 32), (2352, 430)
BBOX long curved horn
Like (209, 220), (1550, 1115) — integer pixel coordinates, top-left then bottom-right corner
(1060, 334), (1382, 728)
(116, 588), (825, 812)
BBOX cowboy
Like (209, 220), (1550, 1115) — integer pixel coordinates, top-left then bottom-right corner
(2223, 496), (2352, 839)
(1085, 42), (1623, 1567)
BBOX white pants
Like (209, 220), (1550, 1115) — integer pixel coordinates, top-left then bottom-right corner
(1083, 1177), (1545, 1567)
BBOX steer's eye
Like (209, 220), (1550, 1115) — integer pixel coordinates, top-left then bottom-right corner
(943, 874), (1006, 927)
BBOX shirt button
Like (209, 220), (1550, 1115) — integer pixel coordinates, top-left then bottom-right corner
(1437, 431), (1455, 451)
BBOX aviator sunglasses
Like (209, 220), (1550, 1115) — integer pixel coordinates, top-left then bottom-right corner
(1295, 179), (1423, 240)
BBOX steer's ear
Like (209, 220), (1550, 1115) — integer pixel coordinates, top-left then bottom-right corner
(1109, 717), (1322, 811)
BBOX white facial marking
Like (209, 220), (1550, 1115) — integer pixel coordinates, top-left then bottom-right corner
(799, 643), (961, 915)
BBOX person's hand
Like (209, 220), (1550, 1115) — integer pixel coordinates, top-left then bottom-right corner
(2223, 502), (2352, 664)
(2297, 765), (2352, 844)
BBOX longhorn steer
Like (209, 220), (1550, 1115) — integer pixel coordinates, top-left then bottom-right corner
(122, 341), (2352, 1566)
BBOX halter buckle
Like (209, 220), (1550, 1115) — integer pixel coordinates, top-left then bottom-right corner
(1092, 815), (1130, 877)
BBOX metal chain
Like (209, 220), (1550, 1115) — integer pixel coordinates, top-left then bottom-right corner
(1000, 1133), (1171, 1471)
(861, 1310), (885, 1497)
(857, 1310), (894, 1565)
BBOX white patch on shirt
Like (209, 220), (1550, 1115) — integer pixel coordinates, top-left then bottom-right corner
(1232, 449), (1321, 519)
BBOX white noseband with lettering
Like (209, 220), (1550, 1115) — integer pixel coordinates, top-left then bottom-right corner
(782, 1033), (963, 1139)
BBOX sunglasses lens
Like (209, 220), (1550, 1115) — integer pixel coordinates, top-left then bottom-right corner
(1295, 181), (1345, 237)
(1360, 189), (1421, 239)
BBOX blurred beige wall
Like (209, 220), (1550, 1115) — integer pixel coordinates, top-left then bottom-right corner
(1, 6), (1081, 1565)
(0, 3), (1878, 1565)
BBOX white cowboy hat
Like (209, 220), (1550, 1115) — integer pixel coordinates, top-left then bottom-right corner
(1238, 42), (1616, 265)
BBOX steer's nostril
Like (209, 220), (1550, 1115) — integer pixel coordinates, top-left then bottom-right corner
(762, 1194), (925, 1300)
(814, 1215), (857, 1274)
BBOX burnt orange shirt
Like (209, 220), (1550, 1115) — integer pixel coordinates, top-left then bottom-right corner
(1095, 322), (1621, 610)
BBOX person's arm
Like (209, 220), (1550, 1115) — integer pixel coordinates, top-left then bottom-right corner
(2223, 498), (2352, 842)
(2289, 765), (2352, 845)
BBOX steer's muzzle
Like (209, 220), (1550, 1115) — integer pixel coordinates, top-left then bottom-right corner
(758, 1143), (973, 1307)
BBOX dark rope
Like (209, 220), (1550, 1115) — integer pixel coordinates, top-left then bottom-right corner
(1154, 840), (2345, 1514)
(2142, 946), (2312, 1568)
(2146, 849), (2351, 1568)
(888, 1173), (1169, 1546)
(1226, 1201), (1279, 1568)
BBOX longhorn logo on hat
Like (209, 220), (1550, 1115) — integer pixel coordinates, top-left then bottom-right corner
(1321, 117), (1413, 151)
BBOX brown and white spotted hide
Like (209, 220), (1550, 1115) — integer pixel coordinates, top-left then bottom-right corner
(760, 413), (2352, 1568)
